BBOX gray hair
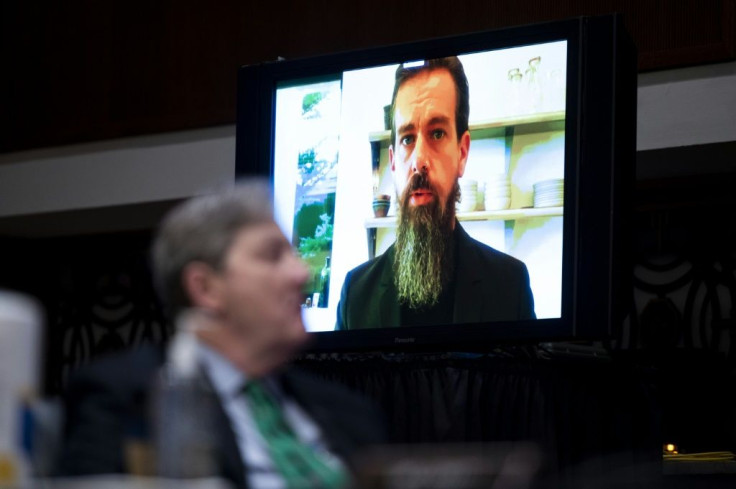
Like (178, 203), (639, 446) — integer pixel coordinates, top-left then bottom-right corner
(151, 179), (274, 315)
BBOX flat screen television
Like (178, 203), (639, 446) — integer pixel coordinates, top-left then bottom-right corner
(236, 14), (636, 351)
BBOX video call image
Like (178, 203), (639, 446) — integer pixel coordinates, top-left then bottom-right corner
(273, 41), (567, 332)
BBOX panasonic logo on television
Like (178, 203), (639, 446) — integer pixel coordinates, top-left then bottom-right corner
(394, 337), (415, 343)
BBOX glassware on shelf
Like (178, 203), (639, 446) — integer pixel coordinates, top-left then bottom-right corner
(507, 68), (524, 116)
(525, 56), (543, 113)
(547, 68), (565, 112)
(317, 256), (331, 308)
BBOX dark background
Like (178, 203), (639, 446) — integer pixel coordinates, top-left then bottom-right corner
(1, 1), (736, 487)
(1, 0), (734, 153)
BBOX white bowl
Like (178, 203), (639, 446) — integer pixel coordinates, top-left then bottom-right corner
(485, 197), (511, 211)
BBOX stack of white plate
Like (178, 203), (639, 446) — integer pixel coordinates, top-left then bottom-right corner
(484, 173), (511, 211)
(533, 178), (564, 208)
(457, 179), (478, 212)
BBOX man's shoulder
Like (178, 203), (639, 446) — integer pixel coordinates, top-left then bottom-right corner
(59, 345), (166, 476)
(72, 344), (163, 376)
(337, 247), (396, 330)
(65, 344), (165, 397)
(345, 246), (394, 283)
(458, 226), (529, 274)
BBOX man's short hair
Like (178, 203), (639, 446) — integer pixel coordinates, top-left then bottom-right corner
(390, 56), (470, 147)
(151, 179), (273, 316)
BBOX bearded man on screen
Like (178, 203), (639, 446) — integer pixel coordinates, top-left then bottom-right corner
(336, 57), (536, 330)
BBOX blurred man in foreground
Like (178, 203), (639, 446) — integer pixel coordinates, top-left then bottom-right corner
(61, 180), (385, 488)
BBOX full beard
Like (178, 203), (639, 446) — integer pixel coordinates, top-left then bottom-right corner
(393, 173), (459, 310)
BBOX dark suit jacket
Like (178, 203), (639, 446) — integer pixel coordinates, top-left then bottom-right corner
(336, 223), (535, 329)
(59, 345), (386, 488)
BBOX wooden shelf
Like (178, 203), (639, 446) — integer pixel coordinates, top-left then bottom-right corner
(364, 206), (563, 229)
(368, 111), (566, 143)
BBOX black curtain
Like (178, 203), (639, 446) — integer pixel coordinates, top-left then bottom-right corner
(296, 351), (661, 478)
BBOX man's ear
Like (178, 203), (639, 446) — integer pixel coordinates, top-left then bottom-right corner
(181, 261), (224, 312)
(389, 144), (395, 172)
(457, 130), (471, 178)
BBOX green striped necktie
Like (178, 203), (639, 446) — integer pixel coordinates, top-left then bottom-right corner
(244, 379), (349, 489)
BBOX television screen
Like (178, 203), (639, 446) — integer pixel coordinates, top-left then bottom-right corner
(236, 15), (636, 350)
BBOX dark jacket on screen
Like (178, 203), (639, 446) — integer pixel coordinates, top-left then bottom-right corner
(336, 223), (536, 330)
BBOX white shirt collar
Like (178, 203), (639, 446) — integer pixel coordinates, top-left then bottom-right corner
(195, 340), (249, 401)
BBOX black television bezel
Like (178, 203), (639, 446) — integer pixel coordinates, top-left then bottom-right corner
(235, 15), (636, 352)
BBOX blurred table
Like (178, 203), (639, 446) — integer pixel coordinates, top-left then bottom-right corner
(38, 476), (233, 489)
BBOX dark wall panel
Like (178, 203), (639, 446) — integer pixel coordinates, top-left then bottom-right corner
(1, 0), (734, 153)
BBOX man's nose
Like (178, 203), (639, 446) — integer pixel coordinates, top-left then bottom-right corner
(411, 135), (430, 173)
